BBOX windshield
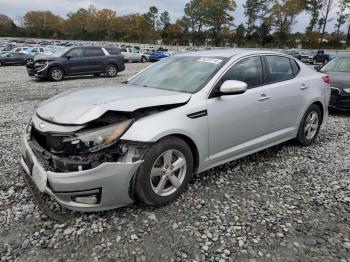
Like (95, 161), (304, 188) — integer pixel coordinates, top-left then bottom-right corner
(321, 57), (350, 73)
(50, 48), (71, 57)
(128, 56), (226, 93)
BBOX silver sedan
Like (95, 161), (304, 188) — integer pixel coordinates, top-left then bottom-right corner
(20, 49), (331, 212)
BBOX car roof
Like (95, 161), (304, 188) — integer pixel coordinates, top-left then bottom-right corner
(178, 49), (290, 58)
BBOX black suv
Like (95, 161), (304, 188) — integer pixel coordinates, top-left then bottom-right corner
(27, 46), (125, 81)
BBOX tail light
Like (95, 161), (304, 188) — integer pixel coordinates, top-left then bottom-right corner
(322, 75), (330, 85)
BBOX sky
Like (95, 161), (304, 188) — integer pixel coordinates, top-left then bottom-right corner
(0, 0), (345, 33)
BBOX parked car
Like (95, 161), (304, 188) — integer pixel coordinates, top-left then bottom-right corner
(0, 52), (34, 66)
(300, 50), (316, 64)
(26, 46), (125, 81)
(312, 50), (331, 65)
(315, 55), (350, 111)
(121, 47), (147, 63)
(20, 49), (330, 214)
(149, 50), (172, 62)
(283, 49), (301, 60)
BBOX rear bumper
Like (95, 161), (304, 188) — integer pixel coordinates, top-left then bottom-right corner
(20, 137), (143, 212)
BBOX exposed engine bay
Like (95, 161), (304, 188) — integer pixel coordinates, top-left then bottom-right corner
(29, 103), (185, 172)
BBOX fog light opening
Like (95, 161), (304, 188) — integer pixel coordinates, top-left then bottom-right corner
(73, 194), (98, 204)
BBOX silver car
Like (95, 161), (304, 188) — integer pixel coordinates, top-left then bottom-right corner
(20, 50), (331, 212)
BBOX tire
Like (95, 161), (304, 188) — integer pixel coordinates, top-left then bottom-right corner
(133, 136), (193, 207)
(141, 56), (146, 63)
(48, 67), (64, 81)
(296, 104), (322, 146)
(106, 64), (118, 77)
(25, 58), (34, 66)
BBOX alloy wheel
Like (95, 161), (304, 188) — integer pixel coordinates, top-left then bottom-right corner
(51, 69), (63, 81)
(304, 111), (319, 140)
(107, 65), (117, 77)
(150, 149), (187, 197)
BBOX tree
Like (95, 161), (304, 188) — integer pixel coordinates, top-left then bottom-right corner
(145, 6), (158, 43)
(204, 0), (237, 46)
(234, 23), (246, 47)
(269, 0), (305, 47)
(305, 0), (323, 31)
(0, 14), (18, 37)
(184, 0), (207, 45)
(334, 0), (350, 39)
(319, 0), (336, 48)
(244, 0), (271, 35)
(23, 11), (63, 38)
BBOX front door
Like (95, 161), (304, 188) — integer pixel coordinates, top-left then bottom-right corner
(207, 56), (272, 163)
(64, 48), (86, 75)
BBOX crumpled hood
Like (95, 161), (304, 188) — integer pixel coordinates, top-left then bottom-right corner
(36, 84), (191, 125)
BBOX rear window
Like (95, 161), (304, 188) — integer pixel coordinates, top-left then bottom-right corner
(105, 47), (121, 55)
(266, 56), (294, 83)
(84, 48), (104, 57)
(290, 59), (300, 76)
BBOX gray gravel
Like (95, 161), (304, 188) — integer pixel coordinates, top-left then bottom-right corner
(0, 64), (350, 262)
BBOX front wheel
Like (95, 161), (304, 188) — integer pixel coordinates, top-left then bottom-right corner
(25, 58), (34, 66)
(296, 104), (322, 146)
(48, 67), (64, 81)
(105, 64), (118, 77)
(133, 137), (193, 207)
(141, 56), (146, 63)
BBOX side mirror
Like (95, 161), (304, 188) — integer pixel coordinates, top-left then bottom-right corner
(314, 65), (322, 71)
(66, 55), (71, 60)
(219, 80), (248, 96)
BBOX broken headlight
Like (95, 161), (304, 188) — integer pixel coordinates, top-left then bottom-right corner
(64, 119), (133, 153)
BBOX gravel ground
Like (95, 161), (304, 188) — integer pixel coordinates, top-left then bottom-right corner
(0, 64), (349, 262)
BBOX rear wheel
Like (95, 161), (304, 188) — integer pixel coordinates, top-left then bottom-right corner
(141, 56), (146, 63)
(106, 64), (117, 77)
(296, 104), (322, 146)
(49, 67), (64, 81)
(133, 137), (193, 206)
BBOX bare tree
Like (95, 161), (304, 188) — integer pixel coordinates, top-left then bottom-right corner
(319, 0), (336, 48)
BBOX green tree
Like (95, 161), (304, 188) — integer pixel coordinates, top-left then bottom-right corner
(269, 0), (305, 47)
(305, 0), (323, 31)
(0, 14), (18, 37)
(234, 23), (246, 47)
(184, 0), (207, 45)
(319, 0), (336, 48)
(244, 0), (271, 35)
(204, 0), (237, 46)
(23, 11), (63, 38)
(145, 6), (159, 43)
(334, 0), (350, 38)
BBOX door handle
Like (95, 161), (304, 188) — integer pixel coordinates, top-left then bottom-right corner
(258, 94), (270, 102)
(300, 84), (309, 90)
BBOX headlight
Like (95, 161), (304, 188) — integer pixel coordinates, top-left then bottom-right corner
(343, 88), (350, 93)
(65, 119), (133, 152)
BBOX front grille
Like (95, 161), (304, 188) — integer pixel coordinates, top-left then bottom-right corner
(330, 88), (340, 104)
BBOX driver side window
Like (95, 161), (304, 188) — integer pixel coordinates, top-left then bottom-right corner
(219, 56), (263, 89)
(66, 48), (83, 58)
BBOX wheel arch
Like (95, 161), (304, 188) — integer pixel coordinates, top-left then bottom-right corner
(312, 101), (324, 123)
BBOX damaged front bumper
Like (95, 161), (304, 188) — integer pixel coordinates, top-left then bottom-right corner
(20, 137), (143, 212)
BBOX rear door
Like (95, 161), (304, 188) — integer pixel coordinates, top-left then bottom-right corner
(262, 55), (310, 137)
(83, 47), (105, 73)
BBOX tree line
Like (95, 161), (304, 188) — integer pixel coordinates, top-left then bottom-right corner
(0, 0), (349, 49)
